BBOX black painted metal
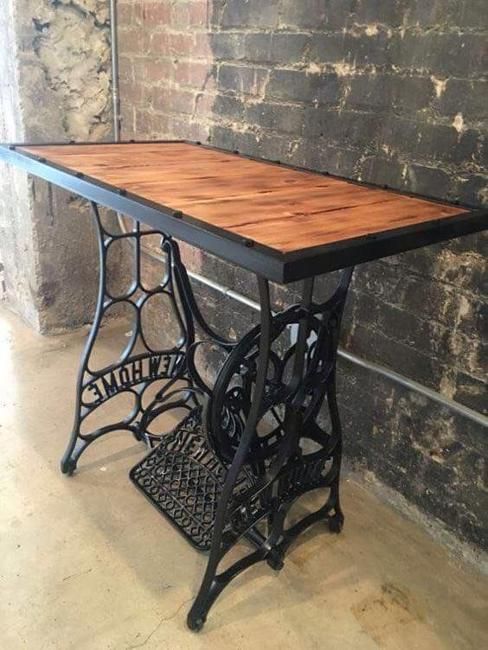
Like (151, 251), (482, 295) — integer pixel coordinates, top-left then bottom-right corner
(61, 202), (201, 474)
(129, 266), (353, 631)
(130, 406), (257, 551)
(185, 269), (353, 631)
(1, 142), (486, 283)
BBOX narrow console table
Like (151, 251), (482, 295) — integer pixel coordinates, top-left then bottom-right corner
(1, 141), (486, 631)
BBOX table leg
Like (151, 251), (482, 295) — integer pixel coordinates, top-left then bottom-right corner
(60, 201), (197, 475)
(187, 275), (273, 631)
(187, 267), (353, 631)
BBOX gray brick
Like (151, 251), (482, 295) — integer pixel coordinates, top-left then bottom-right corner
(435, 79), (488, 123)
(308, 32), (349, 64)
(404, 163), (453, 200)
(347, 73), (436, 115)
(245, 102), (305, 134)
(454, 0), (488, 30)
(211, 32), (246, 61)
(354, 0), (409, 26)
(266, 68), (341, 104)
(279, 0), (328, 29)
(455, 372), (488, 414)
(243, 33), (272, 62)
(358, 153), (408, 188)
(269, 32), (310, 64)
(210, 125), (261, 156)
(346, 30), (393, 67)
(217, 64), (268, 97)
(455, 174), (488, 207)
(379, 118), (480, 166)
(304, 107), (381, 150)
(221, 0), (281, 29)
(213, 94), (245, 121)
(388, 32), (488, 77)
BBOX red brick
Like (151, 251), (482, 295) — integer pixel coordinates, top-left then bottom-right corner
(151, 87), (196, 115)
(171, 3), (190, 26)
(168, 32), (195, 56)
(120, 28), (149, 55)
(194, 91), (215, 116)
(120, 78), (146, 105)
(175, 61), (210, 88)
(150, 32), (170, 55)
(170, 90), (197, 115)
(120, 105), (135, 138)
(118, 56), (133, 83)
(135, 109), (169, 135)
(117, 3), (133, 24)
(143, 59), (175, 84)
(147, 85), (174, 111)
(193, 33), (213, 59)
(141, 1), (171, 25)
(188, 2), (209, 27)
(176, 118), (209, 142)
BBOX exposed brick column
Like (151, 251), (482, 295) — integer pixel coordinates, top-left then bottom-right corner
(0, 0), (114, 331)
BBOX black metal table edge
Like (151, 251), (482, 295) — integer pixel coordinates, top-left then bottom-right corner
(0, 144), (286, 283)
(1, 142), (486, 286)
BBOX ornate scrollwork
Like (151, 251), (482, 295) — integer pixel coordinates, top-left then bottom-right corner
(61, 203), (199, 474)
(206, 274), (351, 468)
(64, 201), (354, 631)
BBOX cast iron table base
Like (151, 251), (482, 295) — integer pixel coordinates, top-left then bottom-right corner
(61, 201), (352, 631)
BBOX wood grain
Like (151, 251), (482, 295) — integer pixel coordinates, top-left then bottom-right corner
(21, 143), (468, 254)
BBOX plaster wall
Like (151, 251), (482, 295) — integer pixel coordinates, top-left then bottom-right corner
(0, 0), (114, 331)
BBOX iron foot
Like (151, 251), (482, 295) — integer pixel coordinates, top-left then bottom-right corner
(328, 510), (344, 534)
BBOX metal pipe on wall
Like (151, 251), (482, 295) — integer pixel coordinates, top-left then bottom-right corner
(144, 246), (488, 429)
(109, 0), (121, 142)
(107, 1), (487, 431)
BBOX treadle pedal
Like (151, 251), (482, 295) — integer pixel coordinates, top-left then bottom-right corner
(129, 407), (251, 551)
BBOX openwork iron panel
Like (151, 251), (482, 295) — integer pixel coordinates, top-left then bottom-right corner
(130, 408), (254, 551)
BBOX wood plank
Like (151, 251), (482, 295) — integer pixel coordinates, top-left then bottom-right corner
(21, 142), (468, 254)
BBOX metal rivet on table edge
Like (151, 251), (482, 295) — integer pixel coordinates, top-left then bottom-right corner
(243, 238), (255, 248)
(118, 188), (127, 196)
(173, 210), (183, 219)
(75, 172), (84, 178)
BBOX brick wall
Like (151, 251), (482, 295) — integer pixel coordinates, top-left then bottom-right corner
(118, 0), (487, 549)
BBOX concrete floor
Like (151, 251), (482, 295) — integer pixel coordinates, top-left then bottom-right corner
(0, 305), (487, 650)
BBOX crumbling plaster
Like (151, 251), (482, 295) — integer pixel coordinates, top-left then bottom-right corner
(0, 0), (116, 331)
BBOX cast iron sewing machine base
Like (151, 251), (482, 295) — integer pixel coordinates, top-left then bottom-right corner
(61, 201), (353, 632)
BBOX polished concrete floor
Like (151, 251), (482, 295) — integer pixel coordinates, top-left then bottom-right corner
(0, 305), (487, 650)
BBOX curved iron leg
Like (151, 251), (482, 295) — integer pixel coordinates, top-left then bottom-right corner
(187, 276), (273, 631)
(61, 205), (198, 475)
(326, 375), (345, 533)
(61, 203), (107, 475)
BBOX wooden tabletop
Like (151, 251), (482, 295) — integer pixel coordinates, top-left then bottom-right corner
(1, 141), (485, 282)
